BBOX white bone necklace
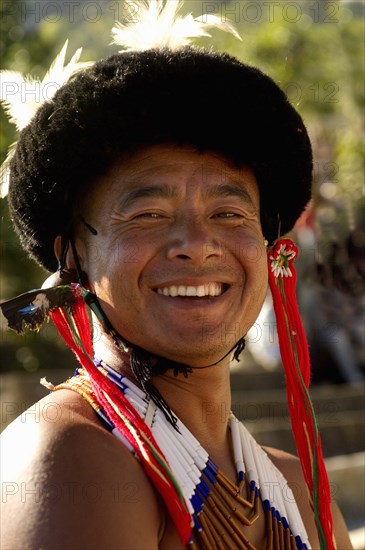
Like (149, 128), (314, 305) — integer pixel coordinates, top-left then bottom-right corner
(50, 360), (311, 550)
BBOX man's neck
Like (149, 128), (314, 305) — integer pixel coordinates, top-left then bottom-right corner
(153, 361), (232, 450)
(95, 334), (233, 454)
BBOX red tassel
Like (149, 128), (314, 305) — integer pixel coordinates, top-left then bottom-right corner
(88, 369), (192, 543)
(268, 239), (335, 549)
(50, 293), (192, 545)
(70, 284), (93, 357)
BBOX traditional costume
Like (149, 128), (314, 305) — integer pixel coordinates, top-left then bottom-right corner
(0, 2), (335, 548)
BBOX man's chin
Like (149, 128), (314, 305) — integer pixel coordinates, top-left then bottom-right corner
(147, 342), (238, 370)
(97, 319), (241, 368)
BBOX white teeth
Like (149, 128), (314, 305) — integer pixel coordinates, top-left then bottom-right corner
(186, 286), (197, 296)
(197, 285), (205, 297)
(156, 283), (224, 297)
(208, 283), (215, 296)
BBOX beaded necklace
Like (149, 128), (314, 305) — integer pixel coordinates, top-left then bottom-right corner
(49, 360), (311, 550)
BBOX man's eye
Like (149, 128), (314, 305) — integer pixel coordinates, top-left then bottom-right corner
(213, 212), (241, 219)
(134, 212), (163, 219)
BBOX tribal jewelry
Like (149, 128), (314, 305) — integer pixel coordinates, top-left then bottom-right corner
(50, 361), (311, 550)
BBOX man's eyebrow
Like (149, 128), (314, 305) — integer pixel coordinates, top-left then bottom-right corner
(204, 183), (256, 207)
(114, 182), (256, 211)
(115, 183), (177, 210)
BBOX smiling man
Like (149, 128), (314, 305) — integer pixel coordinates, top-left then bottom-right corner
(78, 146), (267, 367)
(0, 2), (353, 549)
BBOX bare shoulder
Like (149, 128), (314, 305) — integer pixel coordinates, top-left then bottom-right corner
(1, 390), (161, 550)
(263, 446), (353, 549)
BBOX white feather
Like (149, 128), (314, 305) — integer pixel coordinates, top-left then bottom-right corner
(0, 71), (37, 131)
(0, 40), (93, 197)
(0, 142), (16, 199)
(0, 40), (92, 132)
(194, 14), (242, 41)
(111, 0), (241, 52)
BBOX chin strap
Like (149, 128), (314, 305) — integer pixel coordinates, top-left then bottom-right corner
(268, 239), (335, 550)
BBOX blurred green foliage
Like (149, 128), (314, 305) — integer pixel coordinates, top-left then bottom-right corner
(0, 0), (364, 374)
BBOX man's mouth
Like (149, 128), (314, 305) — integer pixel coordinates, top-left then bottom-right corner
(154, 283), (228, 297)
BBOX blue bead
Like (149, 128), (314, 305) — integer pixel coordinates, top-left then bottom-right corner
(97, 410), (114, 431)
(196, 481), (209, 500)
(203, 466), (217, 485)
(191, 493), (203, 513)
(192, 514), (201, 531)
(282, 516), (289, 529)
(207, 458), (218, 474)
(199, 479), (210, 496)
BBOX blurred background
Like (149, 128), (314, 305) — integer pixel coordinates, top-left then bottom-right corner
(1, 0), (364, 546)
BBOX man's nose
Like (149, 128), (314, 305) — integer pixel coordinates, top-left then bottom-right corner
(166, 217), (223, 264)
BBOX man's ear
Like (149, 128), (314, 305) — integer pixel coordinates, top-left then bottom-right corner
(41, 237), (88, 289)
(54, 235), (85, 270)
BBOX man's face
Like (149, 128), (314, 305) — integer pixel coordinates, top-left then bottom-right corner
(79, 144), (268, 366)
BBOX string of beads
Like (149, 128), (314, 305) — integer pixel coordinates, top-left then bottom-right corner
(50, 360), (311, 550)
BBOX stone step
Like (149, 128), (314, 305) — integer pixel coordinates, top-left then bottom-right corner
(350, 527), (365, 550)
(230, 384), (365, 419)
(230, 367), (365, 395)
(239, 410), (365, 458)
(325, 452), (365, 532)
(1, 369), (73, 431)
(229, 382), (365, 457)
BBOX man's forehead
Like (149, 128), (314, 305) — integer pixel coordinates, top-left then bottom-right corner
(107, 145), (257, 189)
(86, 144), (261, 216)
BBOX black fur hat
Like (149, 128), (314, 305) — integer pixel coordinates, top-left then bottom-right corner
(8, 46), (312, 271)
